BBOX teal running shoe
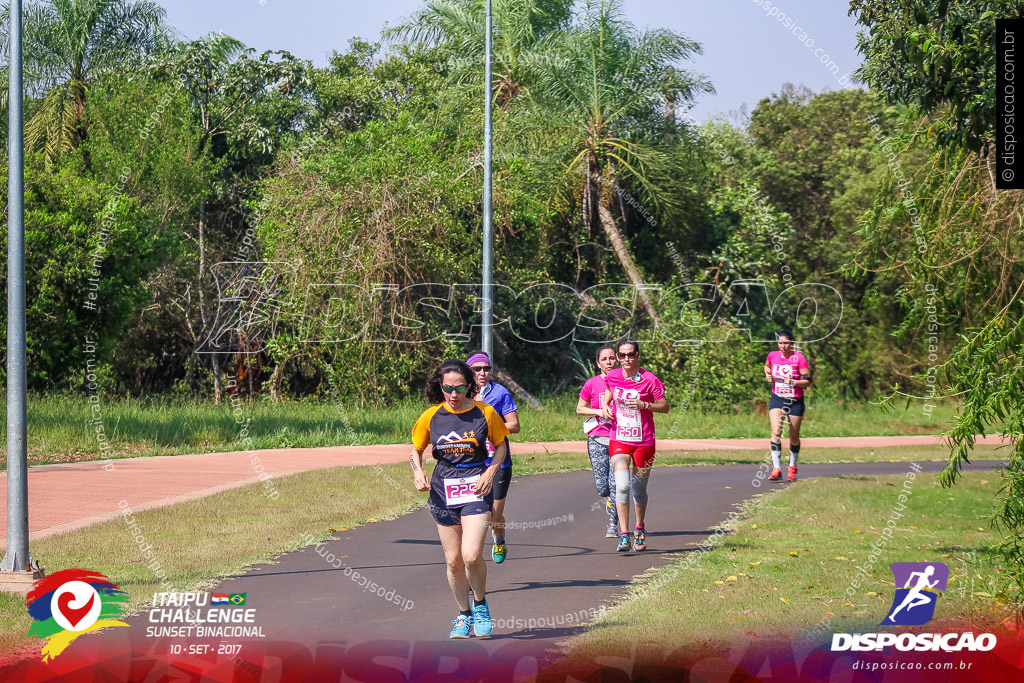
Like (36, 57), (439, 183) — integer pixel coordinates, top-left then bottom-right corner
(617, 532), (631, 552)
(449, 613), (471, 639)
(492, 541), (507, 564)
(471, 600), (493, 637)
(633, 527), (647, 551)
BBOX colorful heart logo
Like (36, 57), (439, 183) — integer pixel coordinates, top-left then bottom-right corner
(27, 568), (129, 661)
(49, 581), (101, 632)
(56, 591), (95, 629)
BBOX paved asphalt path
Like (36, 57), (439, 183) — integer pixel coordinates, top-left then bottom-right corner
(5, 459), (1002, 681)
(7, 434), (1008, 541)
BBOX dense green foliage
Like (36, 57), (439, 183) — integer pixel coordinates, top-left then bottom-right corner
(851, 0), (1024, 619)
(1, 74), (212, 388)
(850, 0), (1023, 150)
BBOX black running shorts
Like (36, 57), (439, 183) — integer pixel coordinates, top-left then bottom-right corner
(769, 394), (806, 416)
(428, 462), (493, 526)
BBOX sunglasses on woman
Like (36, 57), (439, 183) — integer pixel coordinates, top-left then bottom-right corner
(617, 351), (638, 359)
(441, 384), (470, 394)
(471, 366), (491, 372)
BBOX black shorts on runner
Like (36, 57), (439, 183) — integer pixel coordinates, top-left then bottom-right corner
(428, 462), (493, 527)
(769, 394), (806, 417)
(492, 464), (512, 502)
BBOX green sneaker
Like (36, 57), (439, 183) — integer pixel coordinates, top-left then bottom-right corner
(492, 541), (507, 564)
(633, 527), (647, 551)
(616, 532), (631, 552)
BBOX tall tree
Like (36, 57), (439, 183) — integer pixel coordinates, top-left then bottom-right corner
(0, 0), (169, 168)
(149, 35), (312, 401)
(526, 0), (710, 321)
(0, 72), (211, 390)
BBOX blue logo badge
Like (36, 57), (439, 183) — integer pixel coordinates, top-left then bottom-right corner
(882, 562), (949, 626)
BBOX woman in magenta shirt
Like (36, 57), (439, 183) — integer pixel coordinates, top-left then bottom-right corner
(576, 344), (620, 538)
(601, 339), (669, 552)
(763, 329), (811, 482)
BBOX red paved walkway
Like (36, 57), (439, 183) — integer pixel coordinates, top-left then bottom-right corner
(0, 435), (1007, 540)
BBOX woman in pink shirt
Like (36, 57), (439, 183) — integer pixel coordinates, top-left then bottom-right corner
(576, 344), (620, 538)
(601, 339), (669, 552)
(763, 330), (812, 482)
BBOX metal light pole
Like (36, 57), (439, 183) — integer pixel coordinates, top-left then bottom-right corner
(481, 0), (494, 357)
(0, 0), (40, 591)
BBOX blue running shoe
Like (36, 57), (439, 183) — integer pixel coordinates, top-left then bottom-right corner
(617, 532), (631, 552)
(449, 613), (471, 639)
(471, 600), (493, 637)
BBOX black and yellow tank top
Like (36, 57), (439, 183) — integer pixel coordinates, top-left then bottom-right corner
(411, 401), (509, 467)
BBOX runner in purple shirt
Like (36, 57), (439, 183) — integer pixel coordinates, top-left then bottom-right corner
(465, 351), (519, 565)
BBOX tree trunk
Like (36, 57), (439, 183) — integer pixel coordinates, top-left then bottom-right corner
(492, 368), (540, 409)
(212, 356), (223, 404)
(596, 202), (659, 324)
(268, 362), (284, 402)
(664, 96), (675, 125)
(664, 97), (676, 145)
(664, 66), (677, 145)
(185, 355), (198, 396)
(196, 203), (223, 404)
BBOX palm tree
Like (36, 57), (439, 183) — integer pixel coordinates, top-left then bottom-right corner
(1, 0), (169, 168)
(526, 0), (711, 321)
(385, 0), (572, 106)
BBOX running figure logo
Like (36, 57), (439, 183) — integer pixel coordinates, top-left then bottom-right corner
(882, 562), (949, 626)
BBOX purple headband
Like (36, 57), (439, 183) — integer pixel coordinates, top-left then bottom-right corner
(466, 353), (490, 367)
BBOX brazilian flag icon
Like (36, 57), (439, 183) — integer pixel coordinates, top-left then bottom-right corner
(228, 593), (247, 606)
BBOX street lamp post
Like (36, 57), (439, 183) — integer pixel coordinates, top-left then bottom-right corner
(0, 0), (43, 593)
(481, 0), (493, 358)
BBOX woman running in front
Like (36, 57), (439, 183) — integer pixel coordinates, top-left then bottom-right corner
(576, 344), (621, 538)
(465, 351), (519, 564)
(601, 339), (669, 552)
(411, 359), (510, 638)
(763, 329), (811, 481)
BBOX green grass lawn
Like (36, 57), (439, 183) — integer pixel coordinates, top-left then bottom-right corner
(563, 470), (1015, 661)
(0, 461), (433, 661)
(4, 393), (961, 468)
